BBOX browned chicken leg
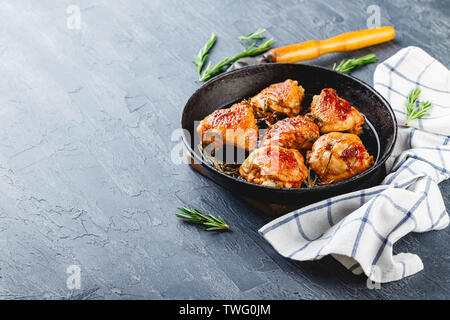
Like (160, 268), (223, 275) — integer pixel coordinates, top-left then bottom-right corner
(260, 115), (320, 150)
(309, 88), (365, 135)
(239, 145), (308, 188)
(196, 101), (259, 151)
(307, 132), (374, 184)
(250, 79), (305, 117)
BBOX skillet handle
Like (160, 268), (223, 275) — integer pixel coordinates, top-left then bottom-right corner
(267, 26), (395, 63)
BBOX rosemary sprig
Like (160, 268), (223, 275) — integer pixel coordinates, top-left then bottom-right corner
(176, 207), (231, 231)
(333, 53), (378, 74)
(199, 38), (274, 82)
(238, 28), (267, 48)
(193, 33), (217, 75)
(404, 88), (433, 125)
(305, 167), (318, 188)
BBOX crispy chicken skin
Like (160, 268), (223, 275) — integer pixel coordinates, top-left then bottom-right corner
(307, 132), (374, 184)
(196, 101), (258, 151)
(250, 79), (305, 116)
(309, 88), (365, 135)
(261, 115), (320, 150)
(239, 146), (308, 188)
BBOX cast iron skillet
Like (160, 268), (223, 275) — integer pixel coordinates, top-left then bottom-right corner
(182, 63), (397, 206)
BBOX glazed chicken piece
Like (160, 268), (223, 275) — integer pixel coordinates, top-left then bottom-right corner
(250, 79), (305, 117)
(260, 115), (320, 150)
(239, 145), (308, 188)
(197, 101), (258, 151)
(309, 88), (365, 135)
(307, 132), (374, 184)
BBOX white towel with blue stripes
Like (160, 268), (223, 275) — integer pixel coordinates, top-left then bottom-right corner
(259, 46), (450, 283)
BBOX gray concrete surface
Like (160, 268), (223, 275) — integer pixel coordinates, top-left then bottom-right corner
(0, 0), (448, 299)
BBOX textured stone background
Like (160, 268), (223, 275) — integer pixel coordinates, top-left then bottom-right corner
(0, 0), (448, 299)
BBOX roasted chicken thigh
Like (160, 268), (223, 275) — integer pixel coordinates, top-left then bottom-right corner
(197, 80), (373, 189)
(307, 132), (374, 184)
(250, 79), (305, 116)
(309, 88), (365, 135)
(239, 145), (308, 188)
(261, 115), (320, 150)
(196, 101), (258, 151)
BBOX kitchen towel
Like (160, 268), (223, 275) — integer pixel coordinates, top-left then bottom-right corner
(259, 46), (450, 283)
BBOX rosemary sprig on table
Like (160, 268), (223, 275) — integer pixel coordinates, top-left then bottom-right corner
(176, 207), (231, 231)
(193, 33), (217, 75)
(404, 88), (433, 125)
(333, 53), (378, 74)
(199, 38), (274, 82)
(238, 28), (267, 47)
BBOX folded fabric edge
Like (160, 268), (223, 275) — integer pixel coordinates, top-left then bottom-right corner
(259, 227), (426, 283)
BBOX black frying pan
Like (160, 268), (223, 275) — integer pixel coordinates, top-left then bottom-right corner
(181, 63), (397, 206)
